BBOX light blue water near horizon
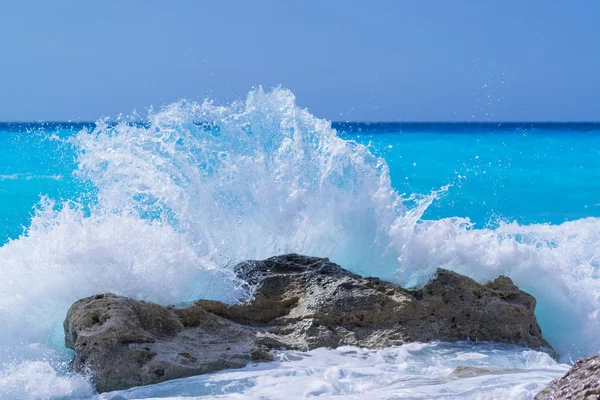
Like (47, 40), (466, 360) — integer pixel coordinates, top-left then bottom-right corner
(0, 89), (599, 399)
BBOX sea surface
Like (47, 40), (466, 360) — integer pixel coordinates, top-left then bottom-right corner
(0, 88), (599, 399)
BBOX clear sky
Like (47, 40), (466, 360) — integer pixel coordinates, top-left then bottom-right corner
(1, 1), (599, 122)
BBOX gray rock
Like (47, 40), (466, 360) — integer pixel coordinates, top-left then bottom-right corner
(64, 254), (554, 392)
(534, 355), (600, 400)
(450, 365), (517, 378)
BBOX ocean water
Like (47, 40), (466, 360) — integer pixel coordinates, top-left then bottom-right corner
(0, 88), (598, 399)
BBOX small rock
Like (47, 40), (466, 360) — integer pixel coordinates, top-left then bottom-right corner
(450, 365), (516, 378)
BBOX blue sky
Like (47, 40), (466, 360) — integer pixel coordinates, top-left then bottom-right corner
(1, 1), (598, 122)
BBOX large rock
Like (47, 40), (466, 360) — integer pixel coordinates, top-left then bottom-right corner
(64, 254), (553, 392)
(534, 355), (600, 400)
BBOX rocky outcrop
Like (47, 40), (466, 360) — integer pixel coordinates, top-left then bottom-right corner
(534, 355), (600, 400)
(64, 254), (553, 392)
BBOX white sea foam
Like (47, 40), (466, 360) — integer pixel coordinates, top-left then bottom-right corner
(387, 216), (600, 359)
(0, 360), (92, 400)
(98, 343), (569, 400)
(0, 87), (597, 398)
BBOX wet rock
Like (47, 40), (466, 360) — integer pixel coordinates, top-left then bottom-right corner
(65, 254), (553, 392)
(450, 365), (516, 378)
(534, 355), (600, 400)
(63, 293), (260, 393)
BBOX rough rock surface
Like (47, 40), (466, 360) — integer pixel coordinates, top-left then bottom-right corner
(64, 254), (553, 392)
(534, 355), (600, 400)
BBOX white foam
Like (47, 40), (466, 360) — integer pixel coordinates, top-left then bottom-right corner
(0, 361), (93, 400)
(97, 342), (569, 400)
(391, 216), (600, 359)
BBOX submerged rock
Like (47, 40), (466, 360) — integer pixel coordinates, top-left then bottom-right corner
(64, 254), (553, 392)
(534, 355), (600, 400)
(450, 365), (517, 378)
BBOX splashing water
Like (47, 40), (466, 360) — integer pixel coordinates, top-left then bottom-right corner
(0, 88), (598, 398)
(71, 89), (425, 273)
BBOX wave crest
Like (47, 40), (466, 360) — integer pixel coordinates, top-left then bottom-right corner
(0, 88), (598, 396)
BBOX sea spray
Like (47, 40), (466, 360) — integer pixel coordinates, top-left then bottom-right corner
(71, 88), (419, 274)
(0, 87), (430, 397)
(0, 88), (597, 398)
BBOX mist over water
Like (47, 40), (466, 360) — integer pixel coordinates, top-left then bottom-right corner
(0, 88), (598, 398)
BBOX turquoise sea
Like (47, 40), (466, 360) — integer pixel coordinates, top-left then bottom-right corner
(2, 122), (599, 243)
(0, 89), (598, 399)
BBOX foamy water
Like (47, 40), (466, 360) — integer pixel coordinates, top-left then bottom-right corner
(97, 343), (568, 400)
(0, 88), (597, 399)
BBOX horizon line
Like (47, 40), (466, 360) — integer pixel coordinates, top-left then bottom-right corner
(1, 121), (600, 125)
